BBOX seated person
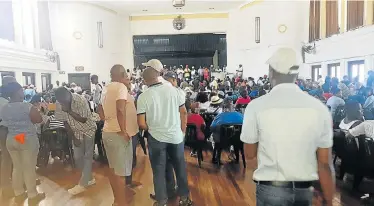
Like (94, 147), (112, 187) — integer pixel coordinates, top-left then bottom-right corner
(210, 98), (244, 164)
(348, 86), (366, 106)
(195, 92), (210, 111)
(235, 89), (251, 105)
(339, 100), (363, 130)
(326, 88), (345, 117)
(322, 86), (333, 101)
(363, 87), (374, 110)
(187, 103), (206, 157)
(347, 120), (374, 139)
(207, 96), (223, 114)
(187, 103), (206, 141)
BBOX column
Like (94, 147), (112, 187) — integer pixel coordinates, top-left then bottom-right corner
(365, 0), (374, 26)
(340, 0), (346, 33)
(20, 0), (35, 48)
(15, 71), (23, 85)
(12, 0), (24, 45)
(320, 0), (327, 39)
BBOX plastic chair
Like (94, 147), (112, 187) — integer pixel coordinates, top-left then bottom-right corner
(217, 124), (246, 168)
(185, 124), (205, 167)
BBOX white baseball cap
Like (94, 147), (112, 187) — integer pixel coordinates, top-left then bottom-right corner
(266, 47), (301, 74)
(142, 59), (163, 72)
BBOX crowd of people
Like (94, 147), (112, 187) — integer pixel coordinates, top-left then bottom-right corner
(3, 46), (374, 206)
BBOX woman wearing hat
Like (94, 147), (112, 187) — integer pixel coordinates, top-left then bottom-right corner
(0, 82), (45, 205)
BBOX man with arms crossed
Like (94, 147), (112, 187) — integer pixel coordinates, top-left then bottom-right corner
(240, 48), (335, 206)
(137, 60), (193, 206)
(98, 65), (134, 206)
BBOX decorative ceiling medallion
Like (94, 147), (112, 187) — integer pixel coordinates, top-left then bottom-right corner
(173, 15), (185, 30)
(278, 24), (287, 33)
(73, 31), (83, 39)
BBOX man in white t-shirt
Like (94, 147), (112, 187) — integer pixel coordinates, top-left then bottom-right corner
(137, 60), (193, 206)
(98, 65), (133, 205)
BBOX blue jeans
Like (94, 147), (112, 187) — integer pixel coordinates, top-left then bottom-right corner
(256, 184), (313, 206)
(147, 134), (189, 204)
(74, 135), (94, 187)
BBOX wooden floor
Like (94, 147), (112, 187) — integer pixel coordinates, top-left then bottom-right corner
(0, 147), (362, 206)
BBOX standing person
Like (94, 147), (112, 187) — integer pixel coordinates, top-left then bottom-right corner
(137, 62), (193, 206)
(198, 66), (204, 81)
(54, 87), (97, 195)
(0, 82), (45, 205)
(237, 64), (243, 77)
(0, 76), (17, 198)
(91, 75), (102, 111)
(98, 65), (136, 205)
(240, 48), (335, 206)
(121, 69), (142, 188)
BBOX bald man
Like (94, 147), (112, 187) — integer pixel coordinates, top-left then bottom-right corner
(137, 63), (193, 206)
(98, 64), (134, 206)
(0, 76), (17, 197)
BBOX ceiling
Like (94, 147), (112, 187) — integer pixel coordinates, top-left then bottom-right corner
(92, 0), (247, 15)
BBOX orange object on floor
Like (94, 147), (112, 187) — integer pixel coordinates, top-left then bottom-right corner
(14, 133), (25, 144)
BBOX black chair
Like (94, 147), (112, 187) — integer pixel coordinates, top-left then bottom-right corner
(95, 120), (107, 162)
(38, 128), (75, 168)
(201, 113), (218, 139)
(216, 124), (246, 168)
(185, 124), (205, 167)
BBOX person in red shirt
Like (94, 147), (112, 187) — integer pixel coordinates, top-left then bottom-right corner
(236, 89), (251, 105)
(322, 86), (333, 101)
(187, 103), (206, 141)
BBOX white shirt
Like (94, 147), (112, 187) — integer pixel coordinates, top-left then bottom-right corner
(326, 96), (345, 116)
(101, 82), (128, 133)
(93, 84), (102, 106)
(240, 83), (333, 181)
(137, 83), (185, 144)
(349, 121), (374, 138)
(339, 119), (359, 130)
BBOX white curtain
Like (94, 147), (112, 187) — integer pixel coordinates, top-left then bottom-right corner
(37, 1), (53, 50)
(0, 1), (15, 41)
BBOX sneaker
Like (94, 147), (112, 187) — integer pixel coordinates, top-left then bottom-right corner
(68, 185), (86, 195)
(88, 178), (96, 187)
(179, 197), (193, 206)
(28, 193), (46, 206)
(190, 151), (197, 157)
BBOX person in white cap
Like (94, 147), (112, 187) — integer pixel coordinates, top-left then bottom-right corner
(240, 47), (335, 206)
(142, 59), (172, 87)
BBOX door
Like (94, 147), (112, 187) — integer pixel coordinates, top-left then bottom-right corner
(41, 73), (51, 91)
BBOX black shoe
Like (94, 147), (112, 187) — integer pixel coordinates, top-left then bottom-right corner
(28, 193), (46, 206)
(150, 192), (177, 201)
(179, 197), (193, 206)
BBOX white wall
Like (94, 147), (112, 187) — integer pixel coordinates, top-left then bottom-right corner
(226, 0), (310, 78)
(49, 2), (134, 83)
(130, 17), (228, 35)
(304, 25), (374, 79)
(0, 0), (57, 91)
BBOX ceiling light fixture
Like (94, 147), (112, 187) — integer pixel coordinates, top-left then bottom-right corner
(209, 8), (215, 10)
(142, 9), (148, 12)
